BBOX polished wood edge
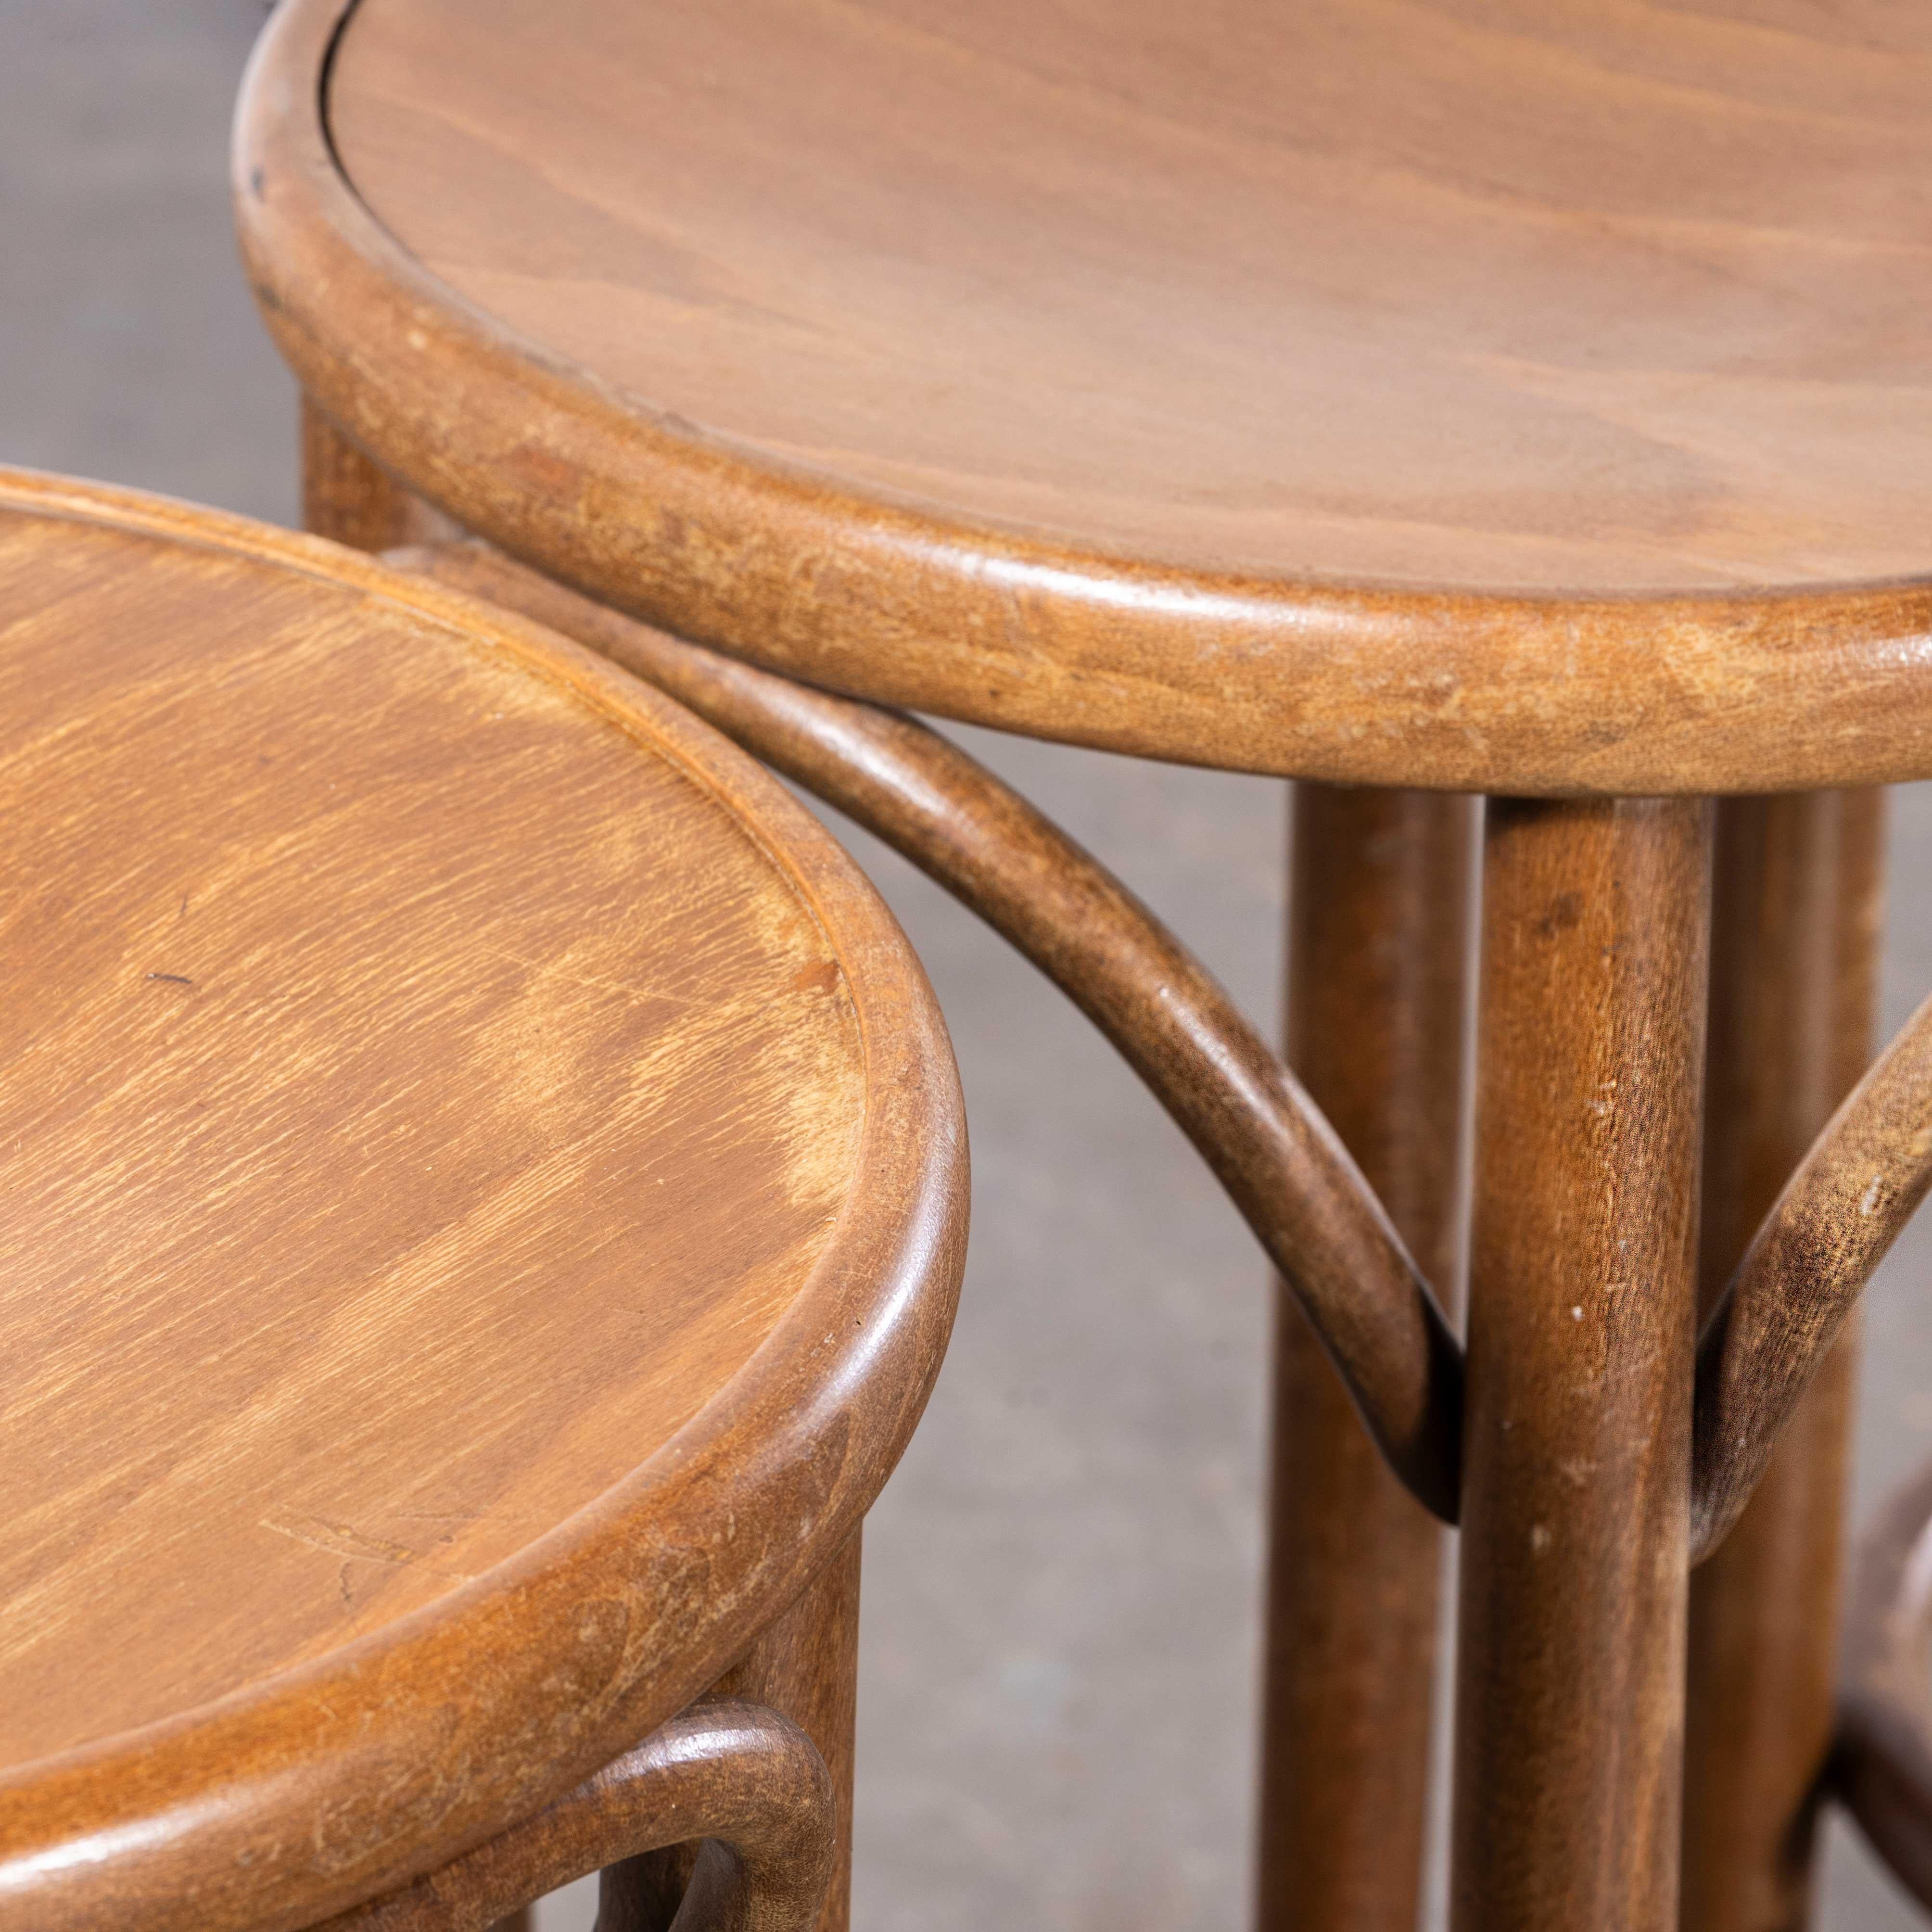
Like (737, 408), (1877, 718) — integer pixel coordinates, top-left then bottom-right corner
(1691, 986), (1932, 1560)
(301, 393), (460, 550)
(0, 470), (967, 1932)
(310, 1698), (832, 1932)
(232, 0), (1932, 795)
(1453, 796), (1710, 1929)
(1830, 1450), (1932, 1911)
(397, 540), (1465, 1521)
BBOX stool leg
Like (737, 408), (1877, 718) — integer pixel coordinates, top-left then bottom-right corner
(1256, 786), (1473, 1932)
(1680, 791), (1885, 1932)
(712, 1529), (861, 1932)
(1453, 797), (1712, 1931)
(593, 1521), (863, 1932)
(299, 394), (453, 550)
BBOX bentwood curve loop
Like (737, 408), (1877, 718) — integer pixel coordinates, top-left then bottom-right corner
(235, 0), (1932, 796)
(0, 470), (966, 1932)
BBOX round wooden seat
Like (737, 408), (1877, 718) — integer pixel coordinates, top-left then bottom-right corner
(0, 472), (965, 1932)
(238, 0), (1932, 794)
(229, 10), (1932, 1929)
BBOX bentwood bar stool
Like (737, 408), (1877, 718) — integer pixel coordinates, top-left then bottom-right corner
(0, 471), (965, 1932)
(236, 2), (1932, 1927)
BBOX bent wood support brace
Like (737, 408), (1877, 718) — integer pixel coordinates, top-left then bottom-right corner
(394, 539), (1465, 1523)
(1694, 981), (1932, 1560)
(394, 539), (1932, 1560)
(1832, 1448), (1932, 1911)
(311, 1699), (834, 1932)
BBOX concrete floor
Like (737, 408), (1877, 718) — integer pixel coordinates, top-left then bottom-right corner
(6, 6), (1932, 1928)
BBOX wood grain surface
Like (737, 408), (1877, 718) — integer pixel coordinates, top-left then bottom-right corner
(1693, 977), (1932, 1560)
(0, 472), (966, 1932)
(301, 393), (456, 553)
(1454, 797), (1710, 1932)
(236, 0), (1932, 796)
(1257, 788), (1472, 1932)
(315, 1698), (834, 1932)
(1681, 791), (1882, 1932)
(708, 1532), (863, 1932)
(299, 406), (867, 1932)
(330, 0), (1932, 597)
(395, 541), (1466, 1520)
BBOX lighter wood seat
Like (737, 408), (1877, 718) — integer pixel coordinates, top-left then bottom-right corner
(0, 472), (965, 1932)
(239, 0), (1932, 795)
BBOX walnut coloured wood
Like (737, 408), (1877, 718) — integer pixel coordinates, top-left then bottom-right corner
(302, 420), (875, 1932)
(1257, 787), (1472, 1932)
(226, 3), (1932, 1922)
(311, 1698), (832, 1932)
(301, 395), (454, 551)
(1454, 797), (1711, 1932)
(0, 472), (966, 1932)
(709, 1533), (863, 1932)
(1692, 981), (1932, 1561)
(325, 0), (1932, 598)
(238, 0), (1932, 798)
(397, 542), (1465, 1521)
(1681, 791), (1883, 1932)
(389, 550), (1932, 1930)
(1833, 1449), (1932, 1912)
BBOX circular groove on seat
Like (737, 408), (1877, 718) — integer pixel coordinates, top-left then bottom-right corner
(236, 0), (1932, 793)
(0, 470), (965, 1932)
(328, 0), (1932, 598)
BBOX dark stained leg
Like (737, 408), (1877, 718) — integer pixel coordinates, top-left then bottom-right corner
(1256, 786), (1474, 1932)
(1453, 797), (1713, 1932)
(1680, 790), (1885, 1932)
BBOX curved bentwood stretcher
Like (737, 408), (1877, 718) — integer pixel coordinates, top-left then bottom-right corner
(381, 553), (1932, 1921)
(410, 546), (1932, 1555)
(231, 0), (1932, 1926)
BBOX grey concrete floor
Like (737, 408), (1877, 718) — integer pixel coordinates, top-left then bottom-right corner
(6, 6), (1932, 1928)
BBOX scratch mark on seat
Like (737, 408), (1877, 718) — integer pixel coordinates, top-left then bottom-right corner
(260, 1510), (416, 1567)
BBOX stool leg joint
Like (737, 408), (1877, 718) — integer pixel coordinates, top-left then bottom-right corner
(312, 1698), (835, 1932)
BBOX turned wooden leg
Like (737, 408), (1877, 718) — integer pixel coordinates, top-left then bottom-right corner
(1256, 785), (1473, 1932)
(714, 1530), (862, 1932)
(1453, 797), (1712, 1931)
(1680, 790), (1885, 1932)
(596, 1537), (861, 1932)
(300, 394), (455, 549)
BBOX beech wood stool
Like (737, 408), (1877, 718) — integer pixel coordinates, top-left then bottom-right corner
(235, 4), (1932, 1927)
(0, 472), (966, 1932)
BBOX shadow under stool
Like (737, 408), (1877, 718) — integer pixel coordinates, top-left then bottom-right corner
(0, 471), (966, 1932)
(235, 2), (1932, 1926)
